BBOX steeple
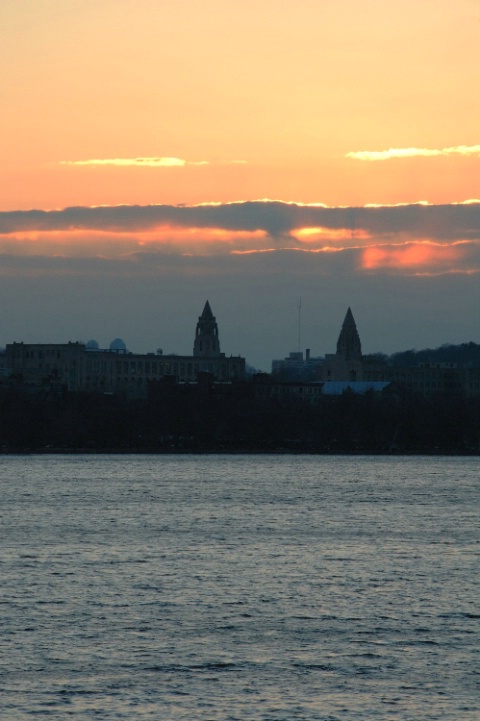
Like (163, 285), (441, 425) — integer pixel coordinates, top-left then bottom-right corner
(336, 307), (362, 360)
(193, 301), (221, 357)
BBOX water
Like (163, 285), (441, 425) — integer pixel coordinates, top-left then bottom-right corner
(1, 454), (478, 720)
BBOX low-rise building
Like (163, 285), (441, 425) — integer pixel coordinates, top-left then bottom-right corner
(4, 301), (245, 398)
(271, 350), (324, 381)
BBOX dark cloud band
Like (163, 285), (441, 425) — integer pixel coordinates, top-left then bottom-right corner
(1, 201), (479, 242)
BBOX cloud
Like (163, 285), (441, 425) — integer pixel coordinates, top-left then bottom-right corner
(60, 158), (246, 168)
(1, 201), (480, 280)
(346, 144), (480, 161)
(60, 157), (207, 167)
(1, 201), (480, 246)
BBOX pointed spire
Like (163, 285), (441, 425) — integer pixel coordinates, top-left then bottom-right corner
(201, 300), (214, 318)
(193, 301), (221, 357)
(336, 307), (362, 360)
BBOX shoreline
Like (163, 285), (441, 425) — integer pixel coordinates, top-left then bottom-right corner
(2, 447), (479, 457)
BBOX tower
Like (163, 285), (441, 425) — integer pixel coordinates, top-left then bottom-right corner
(322, 308), (363, 381)
(193, 300), (221, 357)
(336, 307), (362, 361)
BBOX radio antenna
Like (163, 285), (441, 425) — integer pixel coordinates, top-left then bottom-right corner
(297, 297), (302, 352)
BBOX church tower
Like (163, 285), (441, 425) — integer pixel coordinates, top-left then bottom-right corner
(322, 307), (364, 381)
(336, 307), (362, 361)
(193, 301), (221, 357)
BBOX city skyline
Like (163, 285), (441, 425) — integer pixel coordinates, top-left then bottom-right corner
(1, 1), (479, 369)
(2, 298), (478, 374)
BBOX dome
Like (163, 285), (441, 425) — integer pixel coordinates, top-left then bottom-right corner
(109, 338), (127, 352)
(86, 339), (99, 350)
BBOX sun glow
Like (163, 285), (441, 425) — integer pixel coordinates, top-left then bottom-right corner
(292, 227), (371, 242)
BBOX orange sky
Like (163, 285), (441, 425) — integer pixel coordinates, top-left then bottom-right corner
(2, 0), (479, 211)
(1, 1), (480, 365)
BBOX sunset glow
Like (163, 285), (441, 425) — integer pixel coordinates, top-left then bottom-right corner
(1, 0), (479, 365)
(0, 226), (269, 257)
(292, 227), (372, 243)
(362, 242), (470, 270)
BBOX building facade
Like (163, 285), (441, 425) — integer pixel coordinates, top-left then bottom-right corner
(4, 301), (245, 397)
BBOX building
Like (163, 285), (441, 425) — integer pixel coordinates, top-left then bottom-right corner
(271, 307), (480, 397)
(322, 307), (365, 381)
(4, 301), (245, 397)
(271, 350), (324, 381)
(384, 363), (480, 397)
(323, 309), (480, 395)
(272, 308), (368, 383)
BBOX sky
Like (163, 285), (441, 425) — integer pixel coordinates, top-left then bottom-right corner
(1, 0), (479, 370)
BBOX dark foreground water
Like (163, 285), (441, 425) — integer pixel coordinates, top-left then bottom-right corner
(1, 454), (479, 720)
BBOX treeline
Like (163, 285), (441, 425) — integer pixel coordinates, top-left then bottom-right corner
(388, 341), (480, 368)
(1, 383), (479, 454)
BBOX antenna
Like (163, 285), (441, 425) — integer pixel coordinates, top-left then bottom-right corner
(297, 297), (302, 352)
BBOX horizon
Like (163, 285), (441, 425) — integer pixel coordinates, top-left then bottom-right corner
(2, 296), (478, 373)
